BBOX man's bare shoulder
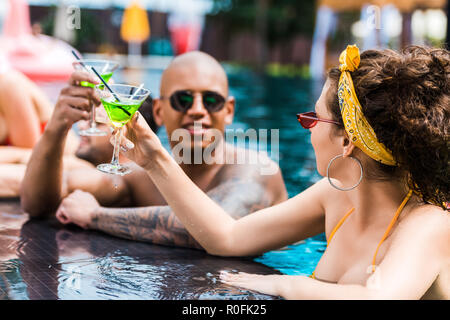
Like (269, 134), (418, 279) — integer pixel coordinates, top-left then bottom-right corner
(122, 162), (165, 206)
(122, 162), (152, 182)
(219, 145), (281, 180)
(213, 145), (287, 204)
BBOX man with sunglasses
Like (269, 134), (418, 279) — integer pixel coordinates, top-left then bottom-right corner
(21, 51), (287, 249)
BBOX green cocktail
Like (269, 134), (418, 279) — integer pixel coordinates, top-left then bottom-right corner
(80, 72), (113, 88)
(101, 97), (141, 128)
(72, 59), (119, 136)
(96, 83), (151, 175)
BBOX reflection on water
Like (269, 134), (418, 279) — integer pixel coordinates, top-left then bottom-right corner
(0, 203), (279, 300)
(0, 210), (28, 300)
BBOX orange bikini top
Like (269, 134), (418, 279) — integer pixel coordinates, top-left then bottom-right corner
(311, 189), (413, 279)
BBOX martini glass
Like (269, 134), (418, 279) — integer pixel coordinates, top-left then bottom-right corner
(72, 59), (119, 136)
(96, 84), (151, 175)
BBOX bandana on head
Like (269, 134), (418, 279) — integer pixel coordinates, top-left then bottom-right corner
(338, 45), (396, 166)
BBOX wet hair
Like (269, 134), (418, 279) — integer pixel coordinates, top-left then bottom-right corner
(326, 46), (449, 210)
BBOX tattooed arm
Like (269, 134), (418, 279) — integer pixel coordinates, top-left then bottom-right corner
(90, 177), (274, 248)
(57, 164), (287, 249)
(90, 205), (203, 249)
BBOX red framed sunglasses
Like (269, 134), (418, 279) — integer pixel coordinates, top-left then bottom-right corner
(296, 111), (342, 129)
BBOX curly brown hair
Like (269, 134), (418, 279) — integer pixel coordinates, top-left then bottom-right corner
(326, 46), (449, 210)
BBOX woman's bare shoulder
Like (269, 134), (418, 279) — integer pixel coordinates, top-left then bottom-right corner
(288, 178), (352, 233)
(310, 178), (352, 226)
(396, 204), (449, 252)
(400, 204), (448, 229)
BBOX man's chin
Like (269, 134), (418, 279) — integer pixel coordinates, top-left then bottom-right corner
(75, 149), (86, 161)
(171, 142), (218, 163)
(193, 141), (213, 148)
(75, 150), (97, 166)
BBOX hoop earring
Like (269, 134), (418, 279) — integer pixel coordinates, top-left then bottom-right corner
(327, 155), (363, 191)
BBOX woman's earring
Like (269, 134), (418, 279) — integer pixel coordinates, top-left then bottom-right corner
(327, 155), (363, 191)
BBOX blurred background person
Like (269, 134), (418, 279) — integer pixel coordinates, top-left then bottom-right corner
(0, 95), (155, 198)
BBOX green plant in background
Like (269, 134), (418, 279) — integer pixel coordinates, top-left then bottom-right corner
(39, 5), (56, 35)
(210, 0), (315, 75)
(210, 0), (315, 48)
(73, 10), (102, 51)
(39, 5), (103, 52)
(266, 63), (310, 78)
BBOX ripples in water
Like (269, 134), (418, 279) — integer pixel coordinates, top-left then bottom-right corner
(255, 234), (326, 276)
(54, 254), (277, 300)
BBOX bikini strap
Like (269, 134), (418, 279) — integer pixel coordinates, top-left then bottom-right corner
(370, 189), (413, 272)
(327, 207), (355, 246)
(309, 207), (355, 279)
(311, 189), (413, 279)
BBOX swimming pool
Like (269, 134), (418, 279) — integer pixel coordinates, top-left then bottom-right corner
(117, 65), (327, 277)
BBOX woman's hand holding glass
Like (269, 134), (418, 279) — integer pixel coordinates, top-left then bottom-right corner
(112, 111), (163, 171)
(95, 84), (151, 175)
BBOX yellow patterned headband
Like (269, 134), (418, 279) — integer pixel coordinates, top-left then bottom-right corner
(338, 45), (396, 166)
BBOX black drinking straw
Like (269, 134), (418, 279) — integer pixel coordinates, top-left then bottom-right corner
(90, 67), (131, 116)
(72, 51), (130, 117)
(90, 67), (121, 102)
(71, 50), (87, 69)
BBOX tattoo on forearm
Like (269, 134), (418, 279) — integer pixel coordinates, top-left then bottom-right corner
(91, 206), (202, 249)
(91, 168), (272, 249)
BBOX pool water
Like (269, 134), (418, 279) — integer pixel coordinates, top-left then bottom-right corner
(0, 213), (281, 300)
(117, 65), (328, 277)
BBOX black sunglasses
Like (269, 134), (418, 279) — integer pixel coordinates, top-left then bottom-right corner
(165, 90), (226, 113)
